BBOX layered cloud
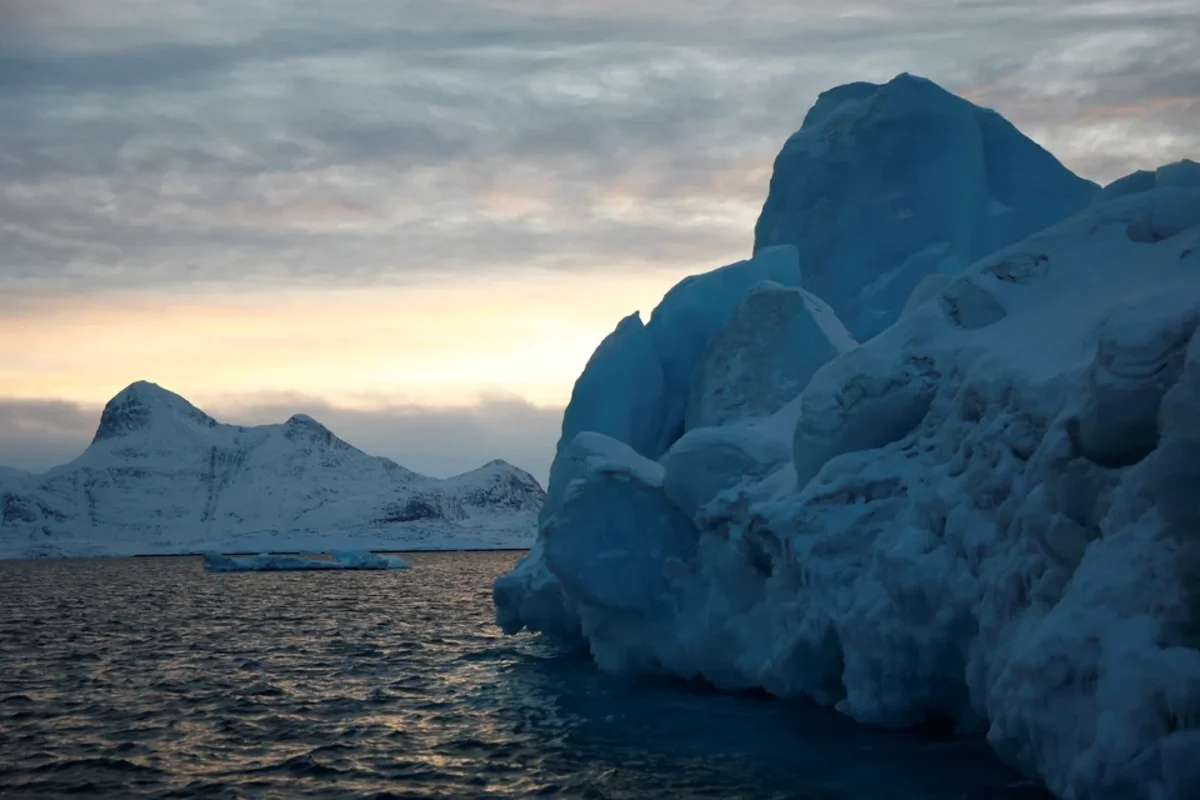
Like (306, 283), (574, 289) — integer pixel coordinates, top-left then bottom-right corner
(3, 0), (1196, 292)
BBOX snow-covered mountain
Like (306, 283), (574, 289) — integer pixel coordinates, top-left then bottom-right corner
(0, 382), (544, 558)
(494, 73), (1200, 800)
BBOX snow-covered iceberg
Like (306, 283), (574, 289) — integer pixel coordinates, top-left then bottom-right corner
(202, 550), (411, 572)
(494, 71), (1200, 800)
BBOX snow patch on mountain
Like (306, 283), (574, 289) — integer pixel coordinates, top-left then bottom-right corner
(0, 382), (543, 558)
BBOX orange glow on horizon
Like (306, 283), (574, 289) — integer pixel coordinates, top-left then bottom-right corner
(0, 268), (707, 410)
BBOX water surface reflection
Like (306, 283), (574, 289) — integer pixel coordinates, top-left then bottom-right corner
(0, 553), (1048, 799)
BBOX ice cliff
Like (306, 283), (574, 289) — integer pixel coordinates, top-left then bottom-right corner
(494, 71), (1200, 800)
(0, 382), (544, 558)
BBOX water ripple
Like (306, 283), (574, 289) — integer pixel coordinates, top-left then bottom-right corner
(0, 553), (1050, 799)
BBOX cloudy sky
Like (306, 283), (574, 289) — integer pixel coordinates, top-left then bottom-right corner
(2, 0), (1197, 483)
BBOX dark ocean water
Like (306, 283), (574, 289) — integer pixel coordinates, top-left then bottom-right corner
(0, 552), (1050, 799)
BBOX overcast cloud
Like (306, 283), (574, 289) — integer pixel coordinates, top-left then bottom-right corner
(2, 0), (1197, 293)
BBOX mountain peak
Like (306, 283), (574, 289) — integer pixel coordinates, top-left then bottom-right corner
(283, 412), (337, 444)
(93, 381), (217, 442)
(110, 380), (179, 404)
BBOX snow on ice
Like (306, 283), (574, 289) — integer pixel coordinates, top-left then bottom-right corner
(494, 72), (1200, 799)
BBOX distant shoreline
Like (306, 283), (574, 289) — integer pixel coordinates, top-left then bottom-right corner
(0, 549), (532, 562)
(132, 548), (531, 557)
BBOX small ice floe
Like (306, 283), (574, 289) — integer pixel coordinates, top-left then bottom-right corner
(202, 550), (411, 572)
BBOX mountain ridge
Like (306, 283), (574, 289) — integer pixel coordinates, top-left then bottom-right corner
(1, 381), (544, 558)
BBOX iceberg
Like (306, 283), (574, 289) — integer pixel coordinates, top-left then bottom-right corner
(202, 550), (411, 572)
(495, 70), (1200, 800)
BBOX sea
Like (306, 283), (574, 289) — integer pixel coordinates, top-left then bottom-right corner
(0, 551), (1052, 799)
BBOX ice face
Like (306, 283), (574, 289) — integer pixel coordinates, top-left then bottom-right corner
(540, 433), (701, 673)
(1094, 159), (1200, 206)
(557, 312), (667, 464)
(1071, 297), (1198, 468)
(644, 245), (803, 455)
(553, 246), (803, 471)
(753, 73), (1097, 341)
(514, 247), (807, 635)
(686, 281), (856, 431)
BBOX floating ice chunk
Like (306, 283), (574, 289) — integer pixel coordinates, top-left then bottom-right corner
(202, 550), (410, 572)
(493, 74), (1200, 800)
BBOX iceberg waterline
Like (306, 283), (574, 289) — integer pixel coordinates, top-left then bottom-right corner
(494, 73), (1200, 799)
